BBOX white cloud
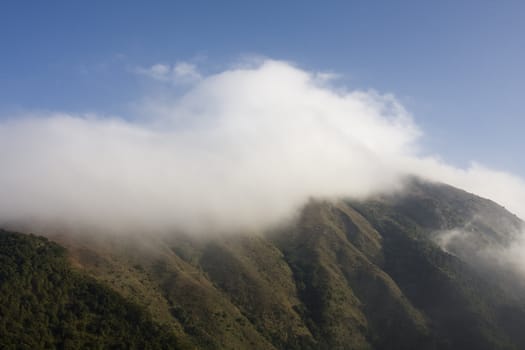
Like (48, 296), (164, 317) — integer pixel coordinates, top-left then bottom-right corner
(172, 62), (201, 82)
(1, 59), (525, 238)
(136, 61), (201, 84)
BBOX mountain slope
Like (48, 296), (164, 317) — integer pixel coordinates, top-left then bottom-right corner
(0, 230), (187, 349)
(3, 179), (525, 349)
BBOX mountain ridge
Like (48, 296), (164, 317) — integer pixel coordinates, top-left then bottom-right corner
(2, 179), (525, 349)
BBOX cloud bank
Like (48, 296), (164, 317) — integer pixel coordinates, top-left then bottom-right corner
(1, 59), (525, 236)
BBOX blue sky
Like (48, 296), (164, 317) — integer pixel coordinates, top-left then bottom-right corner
(1, 0), (524, 176)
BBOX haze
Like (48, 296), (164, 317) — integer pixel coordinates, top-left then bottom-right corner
(1, 59), (525, 236)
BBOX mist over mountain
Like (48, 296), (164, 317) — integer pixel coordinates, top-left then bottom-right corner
(2, 59), (525, 349)
(3, 0), (525, 347)
(2, 60), (525, 239)
(3, 179), (525, 349)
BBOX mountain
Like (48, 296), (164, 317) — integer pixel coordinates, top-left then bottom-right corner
(2, 178), (525, 349)
(0, 230), (188, 349)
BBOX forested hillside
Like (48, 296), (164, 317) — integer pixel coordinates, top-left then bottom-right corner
(0, 230), (187, 349)
(2, 179), (525, 349)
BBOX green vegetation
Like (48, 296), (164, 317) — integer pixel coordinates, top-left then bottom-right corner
(3, 179), (525, 349)
(0, 230), (184, 349)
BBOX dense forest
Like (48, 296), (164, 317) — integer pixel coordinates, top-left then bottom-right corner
(0, 230), (186, 349)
